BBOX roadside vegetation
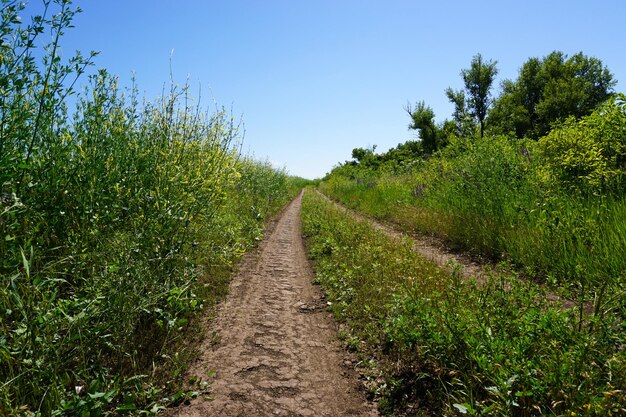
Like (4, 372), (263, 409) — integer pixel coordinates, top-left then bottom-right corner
(301, 191), (626, 416)
(321, 53), (626, 312)
(315, 51), (626, 414)
(0, 2), (306, 415)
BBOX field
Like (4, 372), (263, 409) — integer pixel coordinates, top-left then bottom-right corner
(312, 95), (626, 415)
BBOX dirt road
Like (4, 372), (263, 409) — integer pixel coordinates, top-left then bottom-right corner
(169, 192), (377, 417)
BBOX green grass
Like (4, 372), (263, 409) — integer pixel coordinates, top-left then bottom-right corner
(301, 190), (626, 416)
(321, 133), (626, 315)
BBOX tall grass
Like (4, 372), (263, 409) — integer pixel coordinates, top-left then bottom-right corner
(301, 190), (626, 416)
(0, 2), (302, 415)
(319, 174), (414, 221)
(322, 130), (626, 314)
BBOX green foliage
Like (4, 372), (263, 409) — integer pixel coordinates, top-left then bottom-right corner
(0, 2), (300, 415)
(323, 127), (626, 311)
(326, 48), (624, 315)
(459, 53), (498, 138)
(301, 191), (626, 416)
(489, 51), (616, 139)
(322, 46), (625, 417)
(351, 146), (375, 163)
(406, 101), (443, 153)
(328, 141), (424, 183)
(537, 94), (626, 195)
(445, 87), (475, 137)
(380, 141), (425, 173)
(407, 53), (497, 150)
(320, 173), (416, 222)
(414, 135), (537, 254)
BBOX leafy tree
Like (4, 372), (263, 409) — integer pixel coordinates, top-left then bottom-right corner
(445, 87), (475, 137)
(379, 140), (425, 171)
(351, 147), (374, 163)
(349, 145), (383, 170)
(332, 140), (426, 178)
(490, 51), (616, 139)
(391, 140), (423, 158)
(405, 101), (440, 153)
(460, 53), (499, 138)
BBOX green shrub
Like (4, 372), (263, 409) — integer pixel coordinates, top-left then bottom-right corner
(537, 94), (626, 196)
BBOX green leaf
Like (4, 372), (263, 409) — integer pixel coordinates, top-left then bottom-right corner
(116, 403), (137, 412)
(14, 326), (27, 335)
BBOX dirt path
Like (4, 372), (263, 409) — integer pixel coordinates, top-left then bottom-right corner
(167, 192), (378, 417)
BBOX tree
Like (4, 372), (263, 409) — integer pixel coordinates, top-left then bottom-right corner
(489, 51), (616, 139)
(350, 145), (382, 169)
(445, 87), (475, 137)
(460, 53), (499, 138)
(405, 101), (440, 153)
(351, 147), (373, 163)
(382, 140), (424, 164)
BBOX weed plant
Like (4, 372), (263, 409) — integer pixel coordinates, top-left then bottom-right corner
(301, 191), (626, 416)
(0, 2), (301, 415)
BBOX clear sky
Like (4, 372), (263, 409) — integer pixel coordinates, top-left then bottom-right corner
(22, 0), (626, 179)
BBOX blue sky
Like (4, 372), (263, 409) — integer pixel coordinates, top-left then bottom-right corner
(23, 0), (626, 179)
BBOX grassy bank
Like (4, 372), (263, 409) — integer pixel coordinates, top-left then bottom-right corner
(301, 190), (626, 416)
(0, 3), (306, 415)
(320, 98), (626, 315)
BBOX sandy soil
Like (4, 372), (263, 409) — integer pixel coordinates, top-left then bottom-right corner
(166, 192), (378, 417)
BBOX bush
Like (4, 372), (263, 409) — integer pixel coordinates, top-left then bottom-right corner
(323, 124), (626, 311)
(537, 94), (626, 196)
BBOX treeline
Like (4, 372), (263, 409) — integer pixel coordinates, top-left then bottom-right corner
(317, 50), (626, 414)
(0, 2), (306, 415)
(340, 50), (617, 171)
